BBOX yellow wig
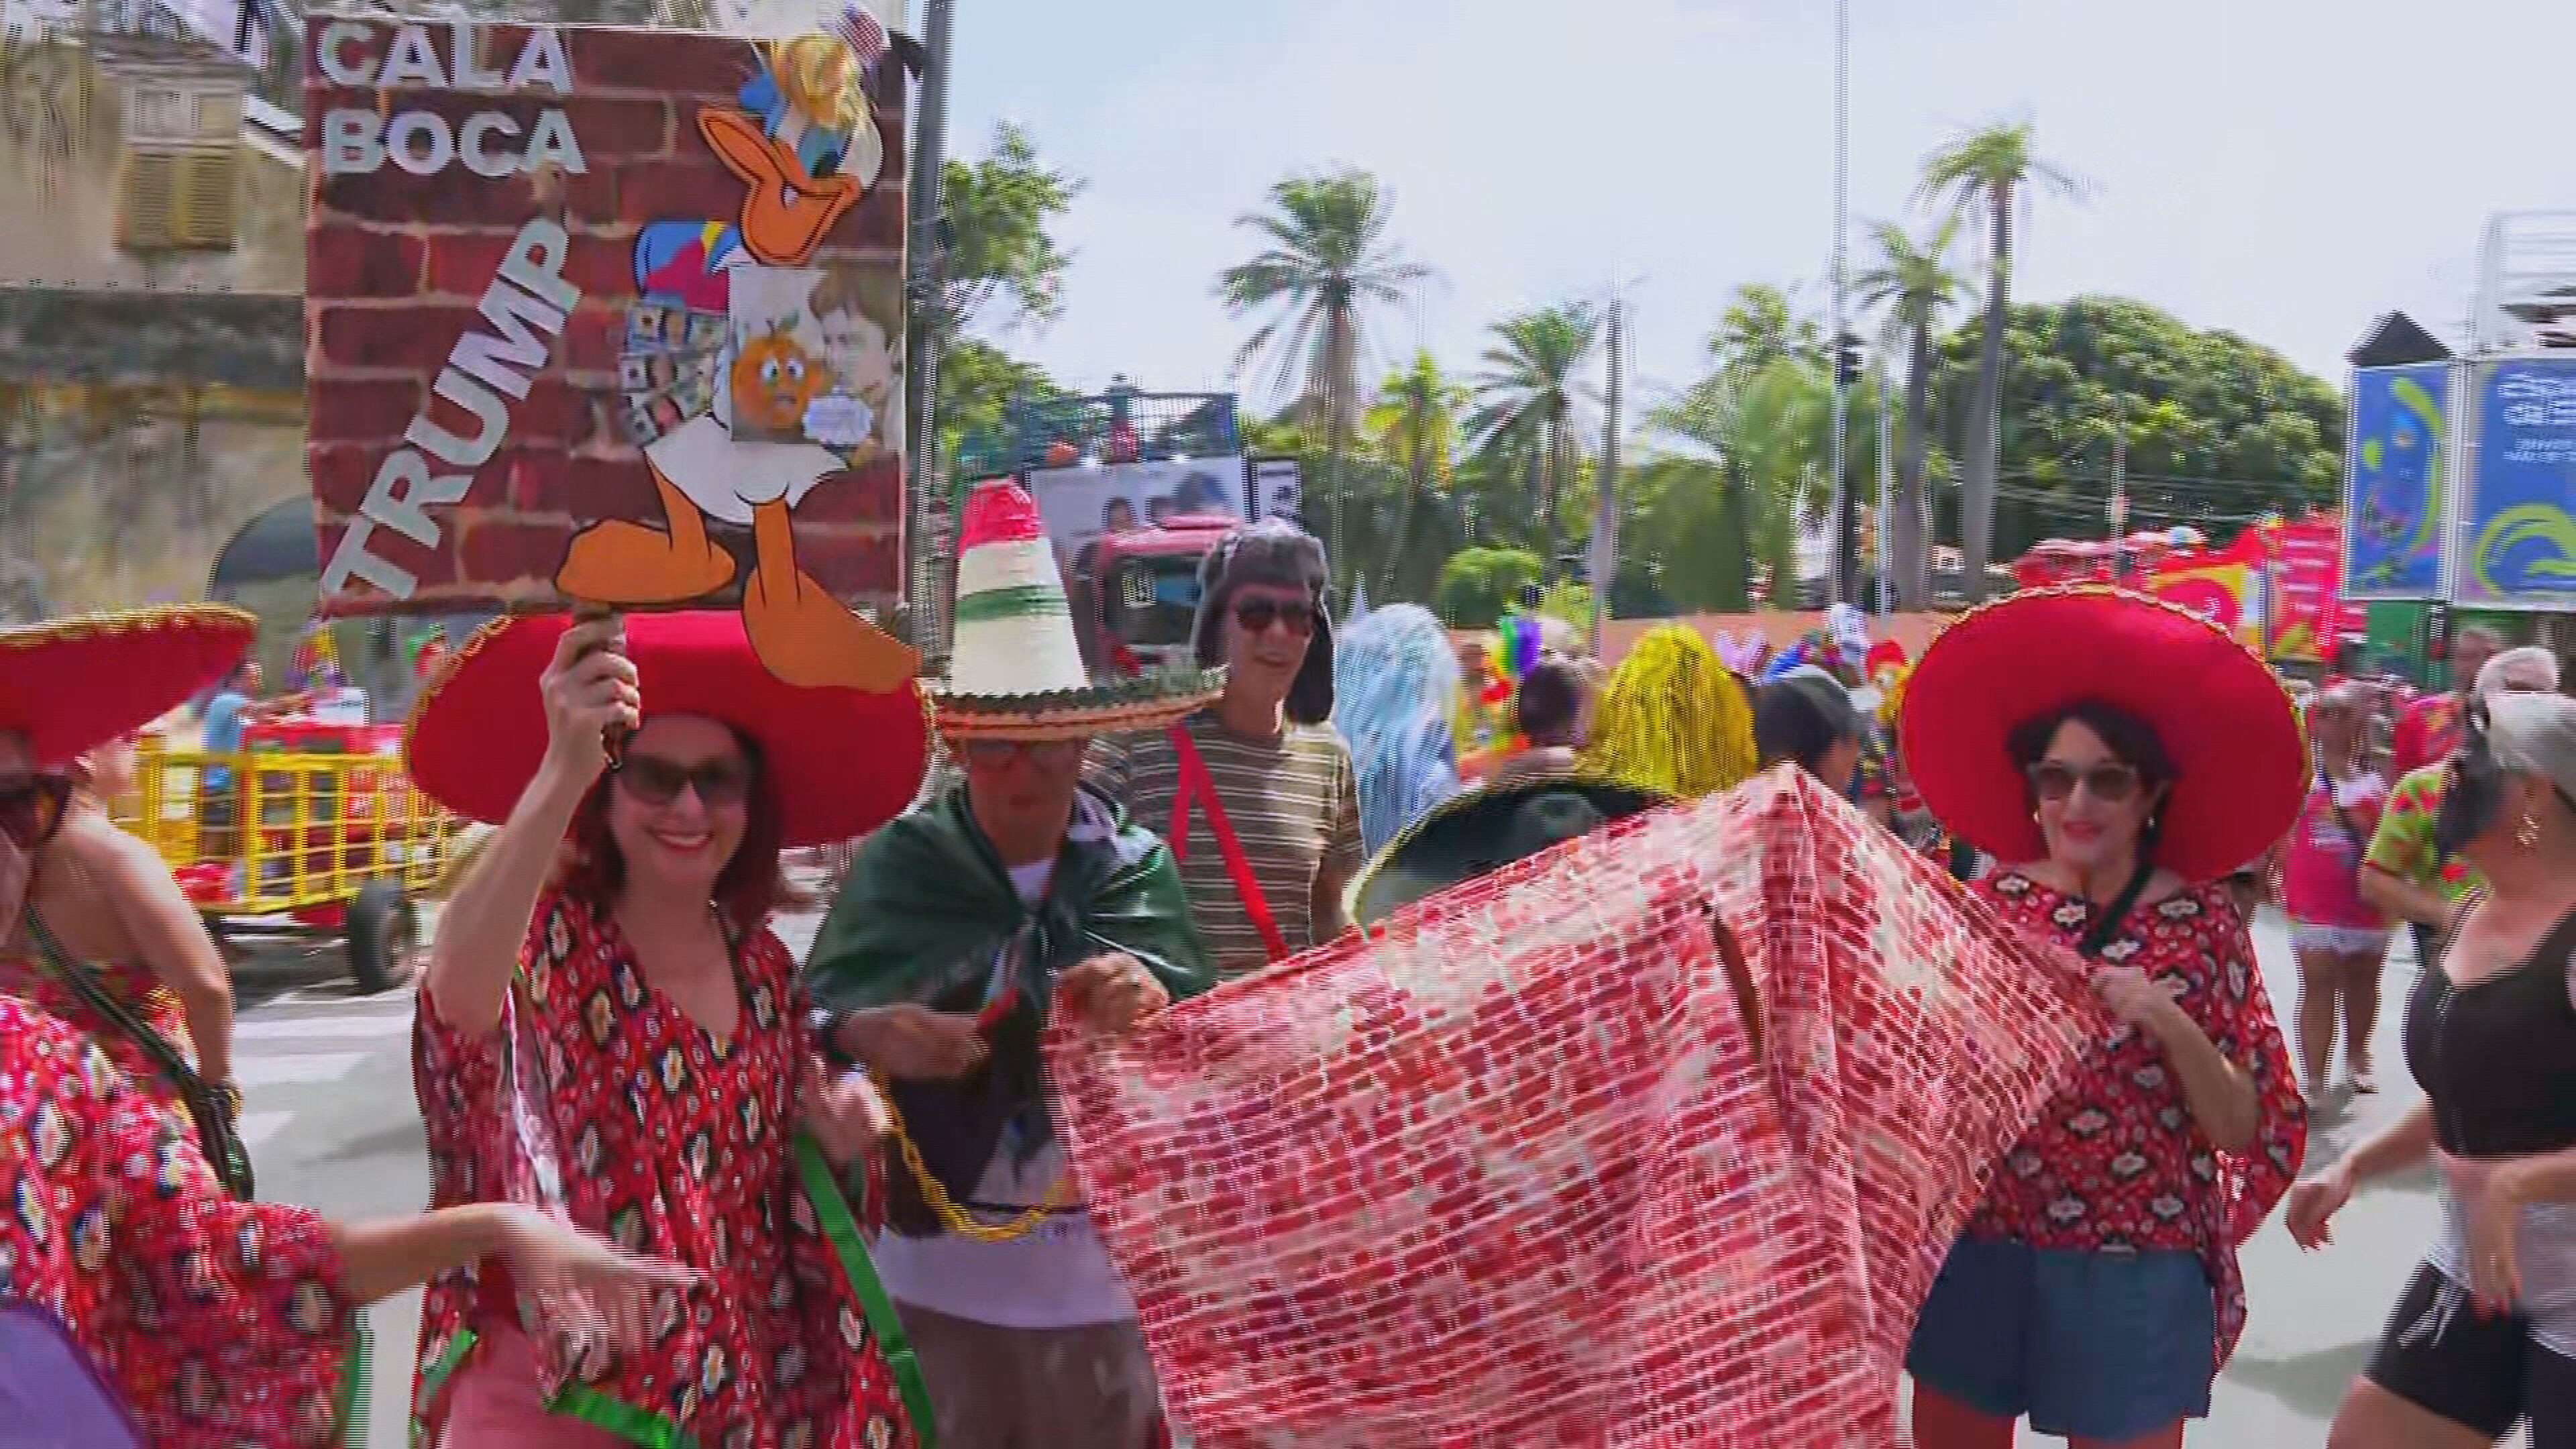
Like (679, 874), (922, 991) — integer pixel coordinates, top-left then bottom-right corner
(1577, 625), (1757, 798)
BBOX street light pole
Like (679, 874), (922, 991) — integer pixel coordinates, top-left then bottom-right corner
(904, 0), (956, 673)
(1826, 0), (1851, 606)
(1590, 292), (1623, 656)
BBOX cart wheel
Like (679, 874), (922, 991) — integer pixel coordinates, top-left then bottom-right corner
(345, 879), (416, 996)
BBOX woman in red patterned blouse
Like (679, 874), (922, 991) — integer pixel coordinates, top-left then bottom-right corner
(399, 611), (935, 1448)
(0, 992), (691, 1448)
(1896, 588), (2309, 1449)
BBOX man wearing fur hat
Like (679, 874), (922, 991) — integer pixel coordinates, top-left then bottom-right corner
(1087, 519), (1366, 979)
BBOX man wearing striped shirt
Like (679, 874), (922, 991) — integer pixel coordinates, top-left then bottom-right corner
(1087, 521), (1365, 979)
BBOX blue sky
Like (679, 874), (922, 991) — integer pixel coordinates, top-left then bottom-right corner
(936, 0), (2571, 417)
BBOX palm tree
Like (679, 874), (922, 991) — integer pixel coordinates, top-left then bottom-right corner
(1216, 168), (1434, 574)
(1362, 351), (1466, 600)
(1707, 282), (1823, 376)
(1917, 119), (2083, 600)
(1465, 302), (1601, 564)
(1854, 218), (1970, 610)
(1644, 357), (1833, 610)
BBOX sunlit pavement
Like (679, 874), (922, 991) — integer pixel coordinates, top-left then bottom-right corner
(264, 898), (2447, 1446)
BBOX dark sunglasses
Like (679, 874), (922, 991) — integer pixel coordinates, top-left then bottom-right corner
(2027, 760), (2142, 804)
(959, 738), (1084, 767)
(1232, 598), (1316, 636)
(612, 753), (751, 808)
(0, 774), (70, 848)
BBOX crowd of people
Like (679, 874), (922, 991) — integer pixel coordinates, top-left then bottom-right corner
(1, 485), (2573, 1447)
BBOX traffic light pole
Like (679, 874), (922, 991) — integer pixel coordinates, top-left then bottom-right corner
(1826, 0), (1853, 607)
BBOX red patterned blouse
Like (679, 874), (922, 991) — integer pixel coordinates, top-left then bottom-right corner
(0, 996), (357, 1446)
(1964, 873), (2307, 1366)
(409, 891), (914, 1448)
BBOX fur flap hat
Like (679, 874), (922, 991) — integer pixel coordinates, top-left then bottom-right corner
(1193, 521), (1335, 724)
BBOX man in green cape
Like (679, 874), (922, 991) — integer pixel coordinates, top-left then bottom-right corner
(803, 477), (1226, 1449)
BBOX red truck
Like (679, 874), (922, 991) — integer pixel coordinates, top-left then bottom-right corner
(1063, 513), (1238, 677)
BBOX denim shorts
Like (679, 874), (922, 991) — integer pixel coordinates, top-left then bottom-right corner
(1905, 1236), (2216, 1442)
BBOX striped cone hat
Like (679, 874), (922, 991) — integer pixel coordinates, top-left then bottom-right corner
(932, 479), (1222, 741)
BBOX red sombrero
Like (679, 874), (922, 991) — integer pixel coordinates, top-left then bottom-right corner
(0, 604), (257, 766)
(407, 611), (930, 849)
(1896, 586), (2304, 882)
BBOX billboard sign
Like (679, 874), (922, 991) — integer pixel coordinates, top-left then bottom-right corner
(2341, 363), (2449, 599)
(305, 15), (910, 657)
(2459, 358), (2576, 607)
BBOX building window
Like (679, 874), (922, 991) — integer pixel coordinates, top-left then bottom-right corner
(116, 140), (237, 252)
(126, 83), (183, 139)
(190, 87), (233, 138)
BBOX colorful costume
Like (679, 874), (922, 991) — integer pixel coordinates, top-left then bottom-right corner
(0, 996), (360, 1447)
(1330, 602), (1462, 858)
(401, 609), (935, 1447)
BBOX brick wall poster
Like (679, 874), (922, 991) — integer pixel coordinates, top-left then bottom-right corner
(305, 9), (918, 690)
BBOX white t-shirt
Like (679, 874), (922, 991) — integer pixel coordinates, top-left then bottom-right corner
(870, 857), (1140, 1329)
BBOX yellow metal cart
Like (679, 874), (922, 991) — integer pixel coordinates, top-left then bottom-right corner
(118, 730), (460, 993)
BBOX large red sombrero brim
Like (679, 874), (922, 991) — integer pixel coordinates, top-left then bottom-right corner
(0, 604), (258, 766)
(407, 612), (930, 849)
(1896, 586), (2305, 882)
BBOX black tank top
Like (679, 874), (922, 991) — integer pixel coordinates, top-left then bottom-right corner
(2404, 905), (2576, 1159)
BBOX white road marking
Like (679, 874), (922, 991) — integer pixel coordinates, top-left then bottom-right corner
(239, 1111), (293, 1149)
(237, 1052), (368, 1087)
(234, 1013), (414, 1043)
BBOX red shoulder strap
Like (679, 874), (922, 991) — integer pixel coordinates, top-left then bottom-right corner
(1167, 724), (1293, 965)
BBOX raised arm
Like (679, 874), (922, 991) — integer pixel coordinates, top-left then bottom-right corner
(426, 619), (639, 1035)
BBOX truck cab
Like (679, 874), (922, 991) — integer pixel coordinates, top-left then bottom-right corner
(1068, 515), (1236, 676)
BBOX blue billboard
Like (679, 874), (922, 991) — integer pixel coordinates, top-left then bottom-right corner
(2341, 363), (2449, 598)
(2462, 360), (2576, 606)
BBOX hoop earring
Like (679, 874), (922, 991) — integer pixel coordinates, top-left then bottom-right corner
(2518, 810), (2542, 851)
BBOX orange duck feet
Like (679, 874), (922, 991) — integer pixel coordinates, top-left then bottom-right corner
(742, 566), (920, 691)
(555, 521), (738, 606)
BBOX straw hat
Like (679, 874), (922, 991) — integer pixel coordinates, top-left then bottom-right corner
(407, 610), (930, 849)
(930, 480), (1222, 741)
(1896, 585), (2304, 882)
(0, 604), (256, 765)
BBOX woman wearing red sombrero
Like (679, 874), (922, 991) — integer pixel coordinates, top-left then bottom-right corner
(402, 610), (936, 1448)
(0, 605), (264, 1195)
(1897, 586), (2309, 1449)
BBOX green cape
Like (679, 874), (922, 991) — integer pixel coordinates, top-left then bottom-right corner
(802, 784), (1214, 1220)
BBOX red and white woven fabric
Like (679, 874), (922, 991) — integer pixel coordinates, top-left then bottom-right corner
(1047, 767), (2109, 1448)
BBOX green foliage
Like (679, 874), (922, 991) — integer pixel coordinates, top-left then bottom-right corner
(938, 339), (1061, 480)
(1465, 302), (1602, 557)
(1536, 579), (1593, 631)
(936, 123), (1082, 342)
(1433, 546), (1545, 629)
(1923, 295), (2344, 559)
(1216, 168), (1434, 443)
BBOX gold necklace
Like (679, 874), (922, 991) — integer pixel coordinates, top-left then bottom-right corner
(871, 1071), (1077, 1244)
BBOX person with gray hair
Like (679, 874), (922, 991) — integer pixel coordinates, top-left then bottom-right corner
(2363, 647), (2563, 971)
(2294, 690), (2576, 1446)
(2392, 625), (2507, 781)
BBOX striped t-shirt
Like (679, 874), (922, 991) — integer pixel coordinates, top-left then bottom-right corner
(1085, 712), (1365, 979)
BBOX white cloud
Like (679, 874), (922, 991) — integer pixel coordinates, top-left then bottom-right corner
(941, 0), (2575, 409)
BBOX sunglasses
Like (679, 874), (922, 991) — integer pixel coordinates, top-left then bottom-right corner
(0, 775), (70, 849)
(1232, 598), (1317, 636)
(2027, 760), (2143, 804)
(959, 738), (1084, 767)
(612, 753), (751, 809)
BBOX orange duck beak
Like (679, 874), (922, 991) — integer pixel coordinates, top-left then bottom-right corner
(700, 107), (862, 266)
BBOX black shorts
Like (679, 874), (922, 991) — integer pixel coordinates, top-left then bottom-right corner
(2367, 1261), (2576, 1445)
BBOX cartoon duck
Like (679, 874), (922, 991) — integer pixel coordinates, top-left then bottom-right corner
(556, 6), (919, 692)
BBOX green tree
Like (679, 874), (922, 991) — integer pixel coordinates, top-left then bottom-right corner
(1923, 296), (2343, 561)
(1854, 217), (1972, 608)
(1362, 351), (1468, 600)
(1707, 282), (1825, 374)
(1432, 546), (1545, 629)
(930, 125), (1079, 477)
(1216, 168), (1435, 578)
(1918, 119), (2084, 600)
(1465, 301), (1601, 564)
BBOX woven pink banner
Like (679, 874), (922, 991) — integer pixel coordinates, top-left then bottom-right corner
(1048, 767), (2104, 1447)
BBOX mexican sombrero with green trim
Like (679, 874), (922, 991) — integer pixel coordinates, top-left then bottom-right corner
(1349, 773), (1674, 926)
(932, 479), (1224, 741)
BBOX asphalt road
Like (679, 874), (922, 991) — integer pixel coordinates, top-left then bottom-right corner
(235, 904), (2459, 1447)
